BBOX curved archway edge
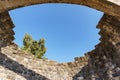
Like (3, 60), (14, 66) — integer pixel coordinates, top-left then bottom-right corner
(0, 0), (120, 79)
(0, 0), (120, 17)
(0, 0), (119, 46)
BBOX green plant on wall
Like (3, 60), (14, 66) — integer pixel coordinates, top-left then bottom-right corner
(22, 33), (32, 53)
(21, 33), (47, 59)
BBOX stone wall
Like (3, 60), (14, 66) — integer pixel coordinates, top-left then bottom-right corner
(0, 0), (120, 47)
(0, 0), (120, 80)
(0, 11), (14, 47)
(73, 14), (120, 80)
(0, 45), (88, 80)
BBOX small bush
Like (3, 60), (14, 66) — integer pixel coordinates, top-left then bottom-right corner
(21, 33), (47, 59)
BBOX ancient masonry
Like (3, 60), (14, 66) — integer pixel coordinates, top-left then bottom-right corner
(0, 0), (120, 80)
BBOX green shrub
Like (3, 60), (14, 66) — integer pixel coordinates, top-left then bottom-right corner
(21, 33), (47, 59)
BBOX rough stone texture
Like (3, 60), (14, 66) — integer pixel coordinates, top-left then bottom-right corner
(0, 11), (14, 47)
(73, 14), (120, 80)
(0, 45), (88, 80)
(0, 0), (120, 80)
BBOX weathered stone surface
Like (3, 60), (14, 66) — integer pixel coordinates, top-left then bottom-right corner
(0, 0), (120, 80)
(73, 14), (120, 80)
(0, 0), (120, 17)
(0, 11), (14, 48)
(0, 45), (88, 80)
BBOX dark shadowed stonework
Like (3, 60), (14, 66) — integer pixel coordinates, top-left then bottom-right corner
(0, 0), (120, 80)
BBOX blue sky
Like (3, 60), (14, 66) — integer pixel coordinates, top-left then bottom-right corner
(9, 3), (103, 62)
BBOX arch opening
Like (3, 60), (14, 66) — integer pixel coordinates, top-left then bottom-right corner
(9, 3), (103, 62)
(0, 0), (120, 79)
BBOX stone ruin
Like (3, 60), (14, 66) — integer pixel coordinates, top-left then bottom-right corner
(0, 0), (120, 80)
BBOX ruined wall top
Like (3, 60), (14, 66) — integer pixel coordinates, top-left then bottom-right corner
(0, 45), (88, 80)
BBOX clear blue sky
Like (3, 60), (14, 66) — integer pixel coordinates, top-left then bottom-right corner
(9, 3), (103, 62)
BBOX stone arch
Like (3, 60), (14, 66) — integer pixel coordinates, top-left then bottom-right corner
(0, 0), (120, 79)
(0, 0), (120, 17)
(0, 0), (120, 47)
(0, 0), (119, 47)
